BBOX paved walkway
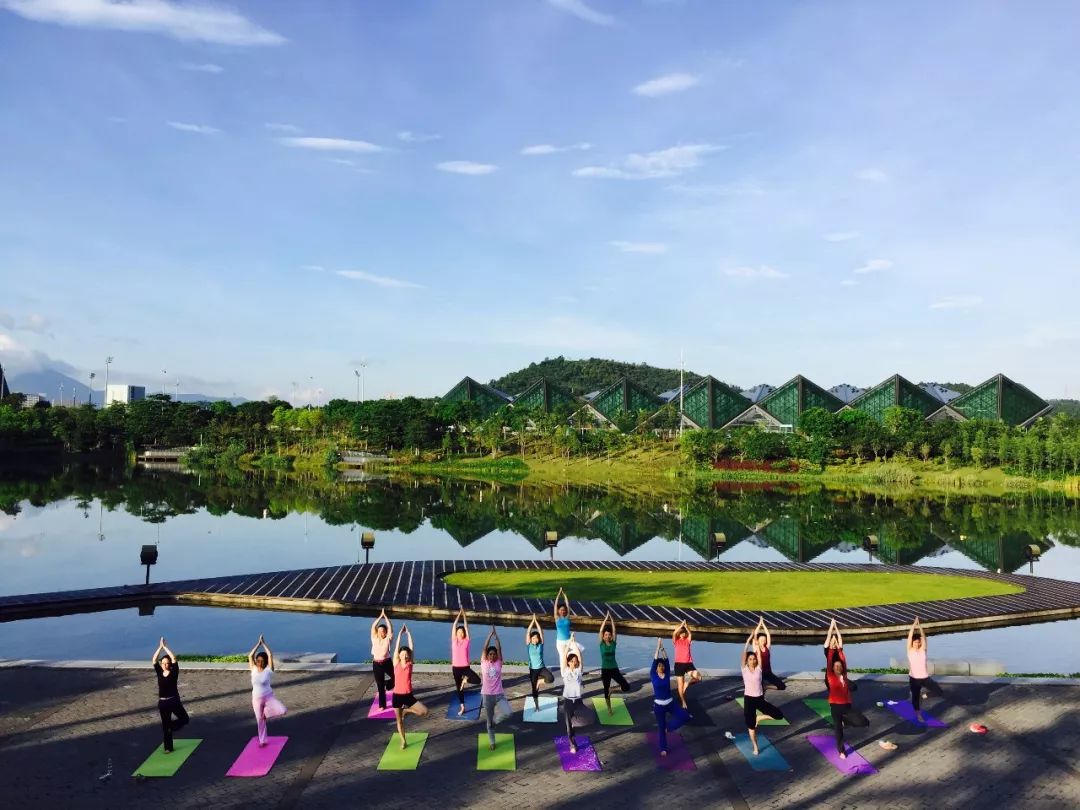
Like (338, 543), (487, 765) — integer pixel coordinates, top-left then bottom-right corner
(0, 664), (1077, 809)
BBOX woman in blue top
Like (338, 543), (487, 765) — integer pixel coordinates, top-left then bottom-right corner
(553, 587), (573, 663)
(524, 614), (554, 711)
(651, 638), (689, 757)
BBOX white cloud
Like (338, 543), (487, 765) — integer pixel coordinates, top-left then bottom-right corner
(632, 72), (700, 97)
(265, 122), (301, 134)
(302, 265), (326, 273)
(179, 62), (223, 74)
(824, 231), (860, 242)
(546, 0), (614, 26)
(0, 0), (285, 46)
(521, 142), (592, 156)
(436, 160), (497, 175)
(574, 143), (722, 180)
(724, 265), (788, 280)
(336, 270), (423, 289)
(21, 313), (51, 334)
(853, 258), (893, 274)
(397, 130), (441, 143)
(930, 295), (983, 310)
(856, 167), (890, 183)
(167, 121), (219, 135)
(278, 137), (384, 153)
(610, 240), (668, 254)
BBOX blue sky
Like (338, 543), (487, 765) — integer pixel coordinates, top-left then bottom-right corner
(1, 0), (1078, 403)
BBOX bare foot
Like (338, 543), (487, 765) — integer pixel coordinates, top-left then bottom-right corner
(458, 704), (465, 716)
(839, 751), (847, 760)
(569, 745), (577, 754)
(489, 743), (496, 750)
(400, 740), (408, 750)
(753, 748), (760, 756)
(258, 742), (267, 748)
(660, 750), (668, 757)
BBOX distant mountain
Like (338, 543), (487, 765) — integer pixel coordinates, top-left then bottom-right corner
(8, 370), (246, 406)
(489, 356), (718, 397)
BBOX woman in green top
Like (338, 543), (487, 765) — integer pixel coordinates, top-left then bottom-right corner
(598, 611), (631, 715)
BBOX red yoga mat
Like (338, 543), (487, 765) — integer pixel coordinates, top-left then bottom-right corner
(226, 736), (288, 777)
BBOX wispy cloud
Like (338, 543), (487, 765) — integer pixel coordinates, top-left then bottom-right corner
(824, 231), (860, 242)
(20, 313), (51, 334)
(724, 265), (788, 280)
(853, 258), (893, 274)
(265, 122), (301, 134)
(179, 62), (223, 74)
(336, 270), (424, 289)
(278, 137), (384, 153)
(610, 240), (668, 254)
(521, 142), (592, 156)
(855, 167), (890, 183)
(930, 295), (983, 310)
(397, 130), (441, 143)
(574, 143), (723, 180)
(632, 72), (700, 97)
(546, 0), (614, 26)
(1, 0), (285, 46)
(167, 121), (219, 135)
(436, 160), (497, 175)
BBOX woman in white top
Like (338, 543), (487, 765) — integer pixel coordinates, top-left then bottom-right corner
(740, 632), (784, 755)
(371, 609), (395, 710)
(906, 616), (942, 721)
(560, 632), (584, 754)
(248, 634), (287, 746)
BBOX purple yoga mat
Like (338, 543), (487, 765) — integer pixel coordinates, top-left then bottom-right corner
(645, 731), (696, 771)
(368, 698), (396, 720)
(554, 736), (602, 771)
(807, 734), (877, 776)
(226, 736), (288, 777)
(884, 700), (946, 728)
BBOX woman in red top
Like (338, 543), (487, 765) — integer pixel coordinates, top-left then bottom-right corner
(392, 624), (429, 749)
(671, 620), (701, 711)
(823, 619), (868, 758)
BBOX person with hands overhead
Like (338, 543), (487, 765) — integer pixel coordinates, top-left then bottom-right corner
(754, 616), (786, 691)
(598, 611), (631, 715)
(823, 620), (878, 758)
(672, 619), (702, 711)
(151, 637), (188, 753)
(371, 609), (395, 710)
(741, 631), (785, 755)
(650, 638), (689, 757)
(480, 626), (506, 750)
(906, 616), (942, 721)
(560, 632), (585, 754)
(392, 624), (429, 749)
(553, 587), (574, 663)
(249, 634), (286, 747)
(525, 614), (554, 711)
(450, 607), (482, 716)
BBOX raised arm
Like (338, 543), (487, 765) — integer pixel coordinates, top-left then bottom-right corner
(759, 617), (772, 647)
(461, 609), (470, 637)
(491, 627), (502, 661)
(598, 612), (610, 643)
(824, 618), (837, 648)
(608, 612), (617, 640)
(395, 624), (406, 658)
(152, 637), (165, 665)
(553, 588), (563, 623)
(451, 607), (463, 642)
(671, 620), (682, 643)
(262, 636), (274, 670)
(654, 638), (667, 659)
(834, 624), (844, 648)
(248, 636), (262, 668)
(742, 632), (754, 664)
(907, 618), (917, 650)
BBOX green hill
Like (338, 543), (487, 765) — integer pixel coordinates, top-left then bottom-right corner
(1050, 399), (1080, 418)
(490, 356), (714, 397)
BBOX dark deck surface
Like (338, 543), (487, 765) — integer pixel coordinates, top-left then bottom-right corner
(3, 560), (1080, 640)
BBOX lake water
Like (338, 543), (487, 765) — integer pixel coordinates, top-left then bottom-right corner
(1, 464), (1078, 674)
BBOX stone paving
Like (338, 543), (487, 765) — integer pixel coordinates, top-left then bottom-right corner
(1, 663), (1077, 809)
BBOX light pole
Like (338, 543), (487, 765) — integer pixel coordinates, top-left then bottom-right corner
(88, 372), (96, 405)
(60, 382), (64, 407)
(291, 381), (298, 406)
(104, 356), (113, 406)
(174, 378), (180, 402)
(356, 361), (368, 402)
(161, 369), (167, 397)
(354, 369), (361, 404)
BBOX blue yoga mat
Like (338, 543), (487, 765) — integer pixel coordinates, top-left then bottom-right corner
(447, 690), (482, 720)
(523, 695), (558, 723)
(732, 732), (791, 772)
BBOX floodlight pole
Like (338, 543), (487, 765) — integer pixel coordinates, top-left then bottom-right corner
(678, 349), (685, 437)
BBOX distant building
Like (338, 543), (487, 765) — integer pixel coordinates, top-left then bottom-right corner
(106, 384), (146, 406)
(22, 394), (48, 408)
(0, 363), (9, 398)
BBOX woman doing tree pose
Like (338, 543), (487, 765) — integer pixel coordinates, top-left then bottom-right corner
(598, 611), (631, 715)
(754, 616), (786, 691)
(741, 632), (785, 755)
(525, 614), (554, 712)
(450, 607), (482, 716)
(823, 620), (869, 758)
(392, 624), (429, 749)
(906, 617), (942, 720)
(370, 609), (395, 710)
(480, 627), (506, 750)
(249, 635), (287, 747)
(672, 619), (702, 710)
(151, 637), (188, 753)
(553, 587), (573, 663)
(650, 639), (689, 757)
(560, 632), (584, 754)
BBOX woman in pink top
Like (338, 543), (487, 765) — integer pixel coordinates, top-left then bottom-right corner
(450, 607), (482, 715)
(370, 609), (394, 710)
(671, 620), (702, 710)
(906, 617), (942, 720)
(480, 626), (507, 750)
(392, 624), (428, 749)
(740, 631), (785, 755)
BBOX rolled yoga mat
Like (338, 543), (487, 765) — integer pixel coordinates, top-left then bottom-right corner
(367, 699), (396, 720)
(591, 696), (633, 726)
(378, 732), (429, 770)
(226, 736), (287, 777)
(476, 733), (516, 771)
(554, 736), (602, 772)
(645, 731), (696, 771)
(883, 700), (946, 728)
(807, 734), (878, 776)
(522, 695), (558, 723)
(736, 698), (789, 726)
(446, 690), (482, 721)
(730, 732), (791, 772)
(132, 739), (202, 777)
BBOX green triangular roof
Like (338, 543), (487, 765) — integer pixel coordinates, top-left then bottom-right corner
(950, 374), (1050, 426)
(759, 375), (844, 425)
(849, 374), (944, 422)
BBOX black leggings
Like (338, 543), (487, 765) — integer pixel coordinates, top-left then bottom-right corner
(909, 676), (942, 710)
(742, 693), (784, 730)
(601, 667), (630, 699)
(830, 702), (869, 754)
(563, 696), (581, 744)
(529, 667), (554, 703)
(452, 666), (481, 706)
(158, 696), (189, 751)
(372, 659), (394, 708)
(762, 669), (786, 690)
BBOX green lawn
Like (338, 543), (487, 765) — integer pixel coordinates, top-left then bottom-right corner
(443, 570), (1023, 611)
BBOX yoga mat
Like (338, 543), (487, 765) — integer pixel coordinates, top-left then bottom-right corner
(523, 695), (558, 723)
(884, 700), (946, 728)
(132, 739), (201, 777)
(731, 732), (790, 772)
(592, 696), (633, 726)
(736, 698), (789, 726)
(477, 733), (516, 771)
(226, 736), (287, 777)
(447, 690), (482, 720)
(378, 732), (429, 771)
(803, 698), (833, 724)
(807, 734), (877, 776)
(645, 731), (695, 771)
(554, 736), (602, 772)
(367, 698), (396, 720)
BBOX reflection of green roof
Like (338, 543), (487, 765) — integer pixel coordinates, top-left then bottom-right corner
(950, 374), (1050, 426)
(441, 377), (510, 417)
(680, 515), (751, 559)
(953, 532), (1053, 573)
(760, 376), (843, 425)
(849, 374), (944, 422)
(589, 378), (663, 424)
(590, 513), (654, 555)
(874, 525), (945, 565)
(513, 378), (578, 413)
(760, 516), (837, 562)
(427, 506), (497, 546)
(682, 377), (751, 429)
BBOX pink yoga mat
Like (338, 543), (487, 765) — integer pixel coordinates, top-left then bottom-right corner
(554, 736), (602, 771)
(807, 734), (877, 776)
(226, 736), (288, 778)
(645, 731), (696, 771)
(368, 699), (396, 720)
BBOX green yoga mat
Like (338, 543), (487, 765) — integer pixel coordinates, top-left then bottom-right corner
(132, 739), (202, 777)
(378, 733), (429, 770)
(477, 733), (516, 771)
(803, 698), (833, 724)
(736, 698), (789, 726)
(591, 696), (633, 726)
